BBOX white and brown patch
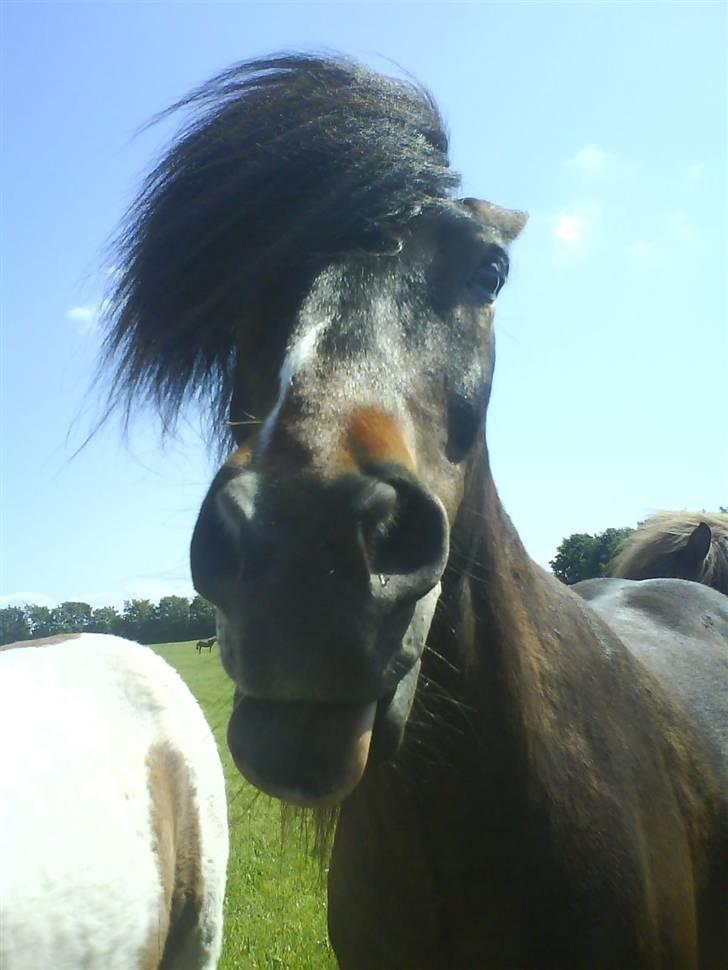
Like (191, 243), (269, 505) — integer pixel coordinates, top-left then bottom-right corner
(142, 742), (205, 970)
(0, 634), (228, 970)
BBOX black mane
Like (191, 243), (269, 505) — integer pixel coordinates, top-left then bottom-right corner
(101, 54), (459, 432)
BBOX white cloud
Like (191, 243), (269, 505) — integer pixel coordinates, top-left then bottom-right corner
(122, 576), (197, 604)
(62, 578), (196, 611)
(554, 215), (587, 244)
(552, 202), (601, 266)
(687, 162), (704, 182)
(65, 299), (110, 336)
(1, 580), (198, 613)
(0, 591), (56, 608)
(66, 305), (96, 323)
(568, 145), (608, 176)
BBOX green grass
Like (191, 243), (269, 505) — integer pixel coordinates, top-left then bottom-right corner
(151, 641), (338, 970)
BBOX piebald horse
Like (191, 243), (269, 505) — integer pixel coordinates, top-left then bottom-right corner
(0, 635), (228, 970)
(101, 56), (728, 969)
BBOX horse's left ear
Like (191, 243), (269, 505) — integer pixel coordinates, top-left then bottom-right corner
(682, 522), (712, 564)
(461, 198), (529, 241)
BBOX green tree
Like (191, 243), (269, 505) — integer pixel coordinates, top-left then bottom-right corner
(121, 599), (157, 643)
(189, 594), (216, 639)
(26, 604), (54, 637)
(88, 605), (122, 635)
(155, 595), (191, 643)
(0, 606), (31, 645)
(550, 527), (634, 584)
(50, 601), (93, 634)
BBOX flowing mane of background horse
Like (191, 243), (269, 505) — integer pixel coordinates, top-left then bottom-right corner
(611, 511), (728, 595)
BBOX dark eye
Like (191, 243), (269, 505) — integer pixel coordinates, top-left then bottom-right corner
(467, 250), (509, 304)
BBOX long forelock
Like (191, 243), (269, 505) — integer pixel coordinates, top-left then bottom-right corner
(99, 54), (459, 443)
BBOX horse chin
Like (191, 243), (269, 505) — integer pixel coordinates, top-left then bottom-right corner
(227, 694), (375, 807)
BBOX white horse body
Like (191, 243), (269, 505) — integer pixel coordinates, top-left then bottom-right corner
(0, 634), (228, 970)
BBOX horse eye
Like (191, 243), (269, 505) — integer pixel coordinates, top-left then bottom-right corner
(467, 255), (508, 304)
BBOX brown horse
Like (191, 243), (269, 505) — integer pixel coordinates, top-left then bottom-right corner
(196, 636), (217, 654)
(610, 511), (728, 594)
(101, 56), (728, 969)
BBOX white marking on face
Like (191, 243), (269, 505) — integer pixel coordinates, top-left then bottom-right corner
(257, 320), (329, 455)
(216, 470), (259, 542)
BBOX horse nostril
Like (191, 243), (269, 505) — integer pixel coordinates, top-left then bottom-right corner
(357, 474), (449, 593)
(356, 481), (398, 569)
(190, 469), (259, 606)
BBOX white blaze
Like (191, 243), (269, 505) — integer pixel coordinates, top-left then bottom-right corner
(257, 320), (329, 455)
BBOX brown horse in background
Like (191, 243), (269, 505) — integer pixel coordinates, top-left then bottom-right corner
(196, 636), (217, 654)
(101, 55), (728, 969)
(611, 511), (728, 594)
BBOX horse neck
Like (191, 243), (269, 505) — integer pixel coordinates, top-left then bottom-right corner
(423, 452), (715, 828)
(422, 447), (607, 786)
(430, 447), (549, 706)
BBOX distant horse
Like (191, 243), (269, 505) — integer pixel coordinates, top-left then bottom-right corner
(101, 56), (728, 969)
(197, 636), (217, 654)
(610, 510), (728, 594)
(0, 634), (228, 970)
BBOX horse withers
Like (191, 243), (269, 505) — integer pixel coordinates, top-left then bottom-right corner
(0, 634), (228, 970)
(101, 55), (728, 969)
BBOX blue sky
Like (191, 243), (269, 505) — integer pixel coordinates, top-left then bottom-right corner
(2, 2), (726, 609)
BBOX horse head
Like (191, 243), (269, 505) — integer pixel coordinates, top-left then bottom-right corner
(193, 201), (525, 806)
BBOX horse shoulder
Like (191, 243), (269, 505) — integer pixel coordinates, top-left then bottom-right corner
(575, 577), (728, 781)
(570, 578), (728, 962)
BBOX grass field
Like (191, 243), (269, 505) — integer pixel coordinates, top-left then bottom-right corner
(151, 641), (338, 970)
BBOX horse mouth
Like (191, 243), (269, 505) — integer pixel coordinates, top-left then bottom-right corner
(222, 584), (439, 806)
(227, 694), (378, 807)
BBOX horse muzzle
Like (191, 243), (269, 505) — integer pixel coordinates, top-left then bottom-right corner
(191, 463), (448, 804)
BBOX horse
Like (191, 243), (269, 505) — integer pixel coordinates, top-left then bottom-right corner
(196, 636), (217, 654)
(0, 634), (228, 970)
(609, 510), (728, 594)
(100, 55), (728, 969)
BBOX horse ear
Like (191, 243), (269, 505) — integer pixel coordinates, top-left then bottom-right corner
(460, 198), (529, 241)
(682, 522), (712, 565)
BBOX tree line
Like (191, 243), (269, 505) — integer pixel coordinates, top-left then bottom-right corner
(0, 595), (216, 647)
(4, 509), (723, 645)
(0, 534), (623, 648)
